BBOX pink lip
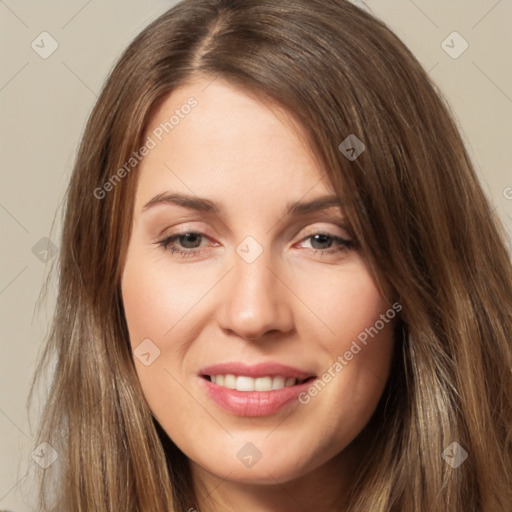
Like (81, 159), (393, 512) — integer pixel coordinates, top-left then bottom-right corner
(199, 361), (314, 380)
(198, 361), (316, 417)
(199, 377), (315, 416)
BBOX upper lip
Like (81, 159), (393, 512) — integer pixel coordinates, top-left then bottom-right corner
(199, 362), (315, 380)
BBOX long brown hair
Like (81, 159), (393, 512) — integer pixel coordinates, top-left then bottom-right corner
(30, 0), (512, 510)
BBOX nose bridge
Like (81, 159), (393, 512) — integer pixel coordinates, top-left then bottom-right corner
(217, 237), (293, 340)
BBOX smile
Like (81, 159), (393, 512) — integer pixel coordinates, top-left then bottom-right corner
(203, 374), (311, 391)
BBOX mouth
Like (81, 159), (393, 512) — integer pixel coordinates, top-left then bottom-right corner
(198, 362), (317, 416)
(201, 374), (315, 391)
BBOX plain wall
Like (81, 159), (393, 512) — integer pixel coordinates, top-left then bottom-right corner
(0, 1), (510, 510)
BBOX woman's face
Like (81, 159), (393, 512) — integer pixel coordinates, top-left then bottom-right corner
(121, 77), (396, 486)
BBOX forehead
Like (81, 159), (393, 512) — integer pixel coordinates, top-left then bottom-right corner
(134, 78), (334, 214)
(142, 77), (315, 168)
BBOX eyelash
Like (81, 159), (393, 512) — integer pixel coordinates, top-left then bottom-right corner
(157, 230), (355, 259)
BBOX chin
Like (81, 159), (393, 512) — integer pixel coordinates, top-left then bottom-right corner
(205, 459), (309, 485)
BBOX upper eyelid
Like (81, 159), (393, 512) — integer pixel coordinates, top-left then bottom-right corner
(157, 212), (348, 231)
(160, 219), (350, 236)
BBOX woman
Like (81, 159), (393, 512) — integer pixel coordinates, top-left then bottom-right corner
(30, 0), (512, 510)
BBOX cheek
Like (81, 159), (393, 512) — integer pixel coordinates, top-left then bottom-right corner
(294, 260), (394, 353)
(121, 269), (174, 343)
(121, 249), (204, 346)
(120, 246), (215, 398)
(294, 264), (396, 430)
(335, 273), (383, 327)
(121, 254), (206, 437)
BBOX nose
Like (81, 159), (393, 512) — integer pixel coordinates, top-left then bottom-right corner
(216, 247), (294, 342)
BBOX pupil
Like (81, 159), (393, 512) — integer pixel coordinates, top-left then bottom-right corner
(311, 234), (331, 249)
(181, 233), (201, 248)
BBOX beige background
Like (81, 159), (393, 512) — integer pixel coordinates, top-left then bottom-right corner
(0, 0), (511, 509)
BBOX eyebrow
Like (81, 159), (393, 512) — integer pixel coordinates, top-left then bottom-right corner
(141, 192), (344, 216)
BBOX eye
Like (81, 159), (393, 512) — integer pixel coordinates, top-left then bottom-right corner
(157, 229), (356, 259)
(158, 231), (210, 258)
(297, 232), (355, 256)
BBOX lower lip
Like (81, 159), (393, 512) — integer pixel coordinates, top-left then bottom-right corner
(199, 376), (316, 417)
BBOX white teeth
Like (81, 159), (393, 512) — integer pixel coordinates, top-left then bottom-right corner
(255, 376), (272, 391)
(223, 374), (236, 389)
(208, 374), (298, 391)
(271, 376), (285, 390)
(236, 376), (255, 392)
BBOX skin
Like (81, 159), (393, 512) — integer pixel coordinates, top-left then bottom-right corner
(121, 77), (396, 512)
